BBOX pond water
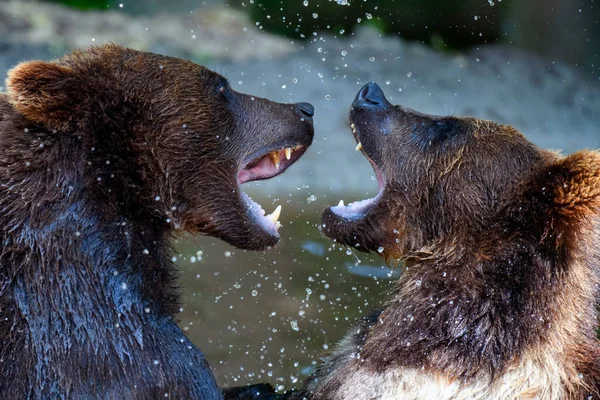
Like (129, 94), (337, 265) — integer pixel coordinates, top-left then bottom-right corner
(175, 196), (398, 392)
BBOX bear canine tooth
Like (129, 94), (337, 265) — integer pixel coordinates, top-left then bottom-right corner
(270, 151), (280, 169)
(266, 205), (282, 224)
(355, 142), (363, 151)
(338, 200), (345, 207)
(284, 148), (292, 160)
(350, 123), (355, 130)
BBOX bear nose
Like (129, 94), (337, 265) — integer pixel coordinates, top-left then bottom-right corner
(296, 102), (315, 118)
(353, 82), (388, 108)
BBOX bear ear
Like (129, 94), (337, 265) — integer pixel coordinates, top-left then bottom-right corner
(6, 60), (78, 131)
(551, 151), (600, 219)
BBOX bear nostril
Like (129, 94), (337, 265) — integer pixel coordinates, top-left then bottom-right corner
(296, 102), (315, 118)
(353, 82), (387, 108)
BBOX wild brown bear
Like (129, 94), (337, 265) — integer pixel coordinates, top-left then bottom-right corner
(290, 83), (600, 399)
(0, 45), (314, 399)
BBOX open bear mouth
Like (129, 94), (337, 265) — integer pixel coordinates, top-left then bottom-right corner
(237, 145), (308, 236)
(329, 122), (386, 220)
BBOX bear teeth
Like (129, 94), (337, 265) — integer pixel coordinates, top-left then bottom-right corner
(270, 151), (281, 169)
(338, 200), (345, 207)
(266, 205), (282, 229)
(269, 147), (296, 167)
(355, 142), (363, 151)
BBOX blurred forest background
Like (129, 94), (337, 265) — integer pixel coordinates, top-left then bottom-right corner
(1, 0), (599, 393)
(35, 0), (600, 77)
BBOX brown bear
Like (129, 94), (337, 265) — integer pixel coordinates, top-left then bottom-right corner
(0, 45), (314, 399)
(290, 82), (600, 399)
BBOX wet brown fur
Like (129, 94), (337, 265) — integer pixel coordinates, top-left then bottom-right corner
(293, 92), (600, 399)
(0, 45), (313, 399)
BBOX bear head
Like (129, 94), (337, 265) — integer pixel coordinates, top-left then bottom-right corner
(323, 82), (600, 266)
(5, 45), (314, 250)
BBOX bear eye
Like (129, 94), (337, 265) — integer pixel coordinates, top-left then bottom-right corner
(413, 119), (463, 149)
(219, 82), (233, 102)
(430, 119), (461, 140)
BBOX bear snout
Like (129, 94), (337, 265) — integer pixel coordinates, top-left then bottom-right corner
(352, 82), (390, 109)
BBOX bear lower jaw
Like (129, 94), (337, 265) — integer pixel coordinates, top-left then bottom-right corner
(330, 147), (385, 221)
(240, 192), (282, 237)
(330, 193), (382, 220)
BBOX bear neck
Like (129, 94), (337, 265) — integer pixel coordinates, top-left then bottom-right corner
(0, 117), (182, 326)
(0, 88), (222, 399)
(360, 220), (600, 382)
(2, 181), (180, 316)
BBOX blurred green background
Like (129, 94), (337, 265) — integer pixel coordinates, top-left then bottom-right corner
(40, 0), (600, 77)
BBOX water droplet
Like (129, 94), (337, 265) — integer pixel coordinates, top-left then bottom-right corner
(290, 320), (299, 331)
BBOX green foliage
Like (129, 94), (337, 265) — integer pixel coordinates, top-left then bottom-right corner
(238, 0), (509, 51)
(430, 33), (449, 53)
(363, 17), (388, 34)
(42, 0), (110, 11)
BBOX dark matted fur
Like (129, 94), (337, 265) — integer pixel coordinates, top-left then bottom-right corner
(0, 45), (313, 399)
(291, 84), (600, 399)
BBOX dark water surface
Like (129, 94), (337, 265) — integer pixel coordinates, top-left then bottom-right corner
(175, 197), (396, 392)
